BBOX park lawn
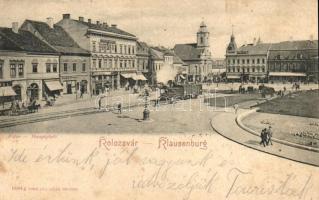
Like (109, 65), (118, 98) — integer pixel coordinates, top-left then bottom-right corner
(258, 90), (319, 118)
(204, 93), (261, 107)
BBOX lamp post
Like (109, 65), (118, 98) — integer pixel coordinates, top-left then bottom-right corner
(143, 87), (150, 120)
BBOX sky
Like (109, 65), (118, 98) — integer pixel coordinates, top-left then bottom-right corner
(0, 0), (318, 58)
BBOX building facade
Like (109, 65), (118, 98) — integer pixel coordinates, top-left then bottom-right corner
(20, 19), (91, 95)
(56, 14), (139, 94)
(174, 21), (213, 83)
(268, 40), (318, 83)
(0, 25), (60, 102)
(226, 34), (270, 83)
(136, 41), (150, 84)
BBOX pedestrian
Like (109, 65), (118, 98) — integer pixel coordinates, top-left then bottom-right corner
(98, 97), (102, 110)
(266, 126), (273, 145)
(233, 104), (239, 114)
(259, 128), (267, 147)
(80, 86), (84, 98)
(117, 103), (122, 114)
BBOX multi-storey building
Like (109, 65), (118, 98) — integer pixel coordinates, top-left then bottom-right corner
(56, 14), (138, 94)
(0, 24), (61, 102)
(174, 21), (213, 83)
(136, 41), (150, 84)
(20, 18), (91, 95)
(268, 40), (318, 82)
(226, 34), (271, 83)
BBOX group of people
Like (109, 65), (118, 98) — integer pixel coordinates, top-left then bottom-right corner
(260, 126), (273, 147)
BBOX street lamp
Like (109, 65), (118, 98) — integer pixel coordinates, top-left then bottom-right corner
(143, 87), (150, 120)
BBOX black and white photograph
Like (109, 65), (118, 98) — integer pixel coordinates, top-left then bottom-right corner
(0, 0), (318, 199)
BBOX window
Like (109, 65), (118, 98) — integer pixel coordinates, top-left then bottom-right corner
(124, 60), (127, 68)
(247, 59), (250, 64)
(257, 58), (260, 64)
(228, 60), (230, 64)
(46, 63), (51, 73)
(132, 60), (135, 68)
(237, 59), (240, 64)
(104, 59), (108, 68)
(92, 41), (96, 52)
(93, 59), (97, 68)
(98, 60), (102, 68)
(262, 58), (265, 64)
(128, 46), (131, 54)
(82, 63), (86, 72)
(109, 59), (113, 68)
(32, 63), (38, 73)
(232, 59), (235, 64)
(252, 68), (255, 72)
(132, 46), (135, 54)
(0, 62), (3, 78)
(262, 68), (265, 72)
(120, 60), (123, 68)
(64, 63), (68, 72)
(18, 64), (24, 77)
(73, 63), (76, 71)
(242, 59), (245, 64)
(252, 59), (255, 64)
(200, 37), (203, 44)
(53, 64), (57, 72)
(10, 64), (16, 77)
(120, 45), (123, 54)
(247, 68), (250, 72)
(237, 68), (240, 72)
(115, 45), (117, 53)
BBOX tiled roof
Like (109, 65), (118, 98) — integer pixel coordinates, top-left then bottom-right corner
(75, 20), (136, 38)
(136, 41), (149, 56)
(268, 40), (318, 60)
(269, 40), (318, 50)
(237, 43), (272, 55)
(173, 43), (202, 60)
(0, 27), (57, 54)
(24, 20), (89, 55)
(149, 48), (164, 60)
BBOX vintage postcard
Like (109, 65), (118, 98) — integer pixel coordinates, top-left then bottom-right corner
(0, 0), (318, 199)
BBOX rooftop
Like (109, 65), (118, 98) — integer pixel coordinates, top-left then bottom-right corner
(23, 20), (89, 55)
(0, 27), (57, 54)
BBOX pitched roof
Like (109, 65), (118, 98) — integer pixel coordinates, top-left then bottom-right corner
(269, 40), (318, 50)
(0, 27), (57, 54)
(149, 48), (164, 60)
(24, 20), (89, 55)
(136, 41), (149, 56)
(173, 43), (203, 60)
(237, 43), (272, 55)
(74, 20), (136, 38)
(268, 40), (318, 60)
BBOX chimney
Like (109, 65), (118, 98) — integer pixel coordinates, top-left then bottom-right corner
(46, 17), (54, 29)
(79, 16), (84, 22)
(111, 24), (117, 28)
(88, 19), (91, 24)
(102, 22), (108, 27)
(63, 13), (70, 19)
(96, 21), (100, 25)
(12, 22), (19, 34)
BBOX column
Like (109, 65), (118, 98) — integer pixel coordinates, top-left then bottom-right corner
(117, 72), (120, 89)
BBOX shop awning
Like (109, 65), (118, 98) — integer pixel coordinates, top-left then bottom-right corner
(269, 72), (306, 77)
(179, 74), (186, 79)
(121, 73), (133, 78)
(227, 75), (241, 79)
(0, 87), (16, 97)
(45, 81), (63, 91)
(135, 74), (147, 81)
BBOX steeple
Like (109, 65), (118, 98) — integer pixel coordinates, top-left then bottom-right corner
(197, 21), (209, 48)
(227, 25), (237, 53)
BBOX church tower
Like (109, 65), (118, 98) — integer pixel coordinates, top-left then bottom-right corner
(197, 21), (209, 48)
(226, 28), (237, 53)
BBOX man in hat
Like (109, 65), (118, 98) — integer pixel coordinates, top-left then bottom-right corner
(266, 126), (273, 145)
(260, 128), (267, 147)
